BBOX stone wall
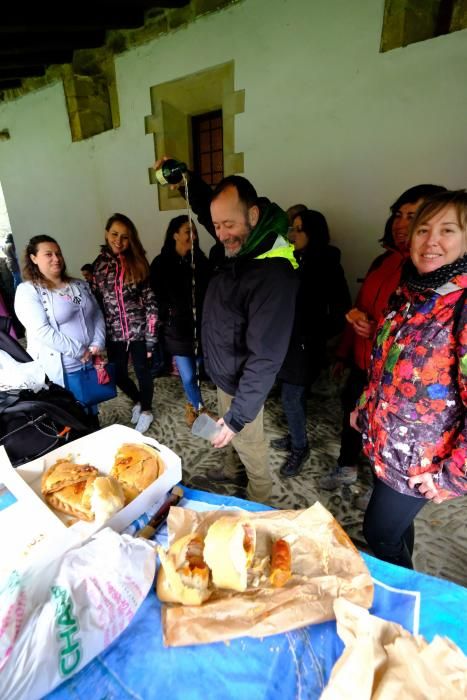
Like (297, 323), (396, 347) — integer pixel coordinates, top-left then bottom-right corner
(3, 0), (242, 141)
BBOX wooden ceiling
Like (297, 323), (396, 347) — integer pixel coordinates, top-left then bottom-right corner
(0, 1), (190, 93)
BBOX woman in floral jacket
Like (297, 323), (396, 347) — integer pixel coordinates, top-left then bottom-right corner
(352, 190), (467, 568)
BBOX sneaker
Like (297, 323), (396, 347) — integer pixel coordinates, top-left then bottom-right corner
(279, 446), (310, 478)
(270, 435), (291, 451)
(135, 412), (154, 433)
(355, 487), (373, 511)
(319, 465), (358, 490)
(131, 403), (142, 424)
(185, 403), (199, 428)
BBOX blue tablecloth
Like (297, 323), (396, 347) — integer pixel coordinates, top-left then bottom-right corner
(47, 487), (467, 700)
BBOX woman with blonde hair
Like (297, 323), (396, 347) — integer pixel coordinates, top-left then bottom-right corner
(92, 214), (158, 433)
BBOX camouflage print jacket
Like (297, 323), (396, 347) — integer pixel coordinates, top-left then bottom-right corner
(92, 247), (158, 351)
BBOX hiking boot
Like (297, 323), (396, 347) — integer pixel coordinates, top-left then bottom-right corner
(319, 465), (358, 490)
(186, 403), (218, 428)
(279, 446), (310, 478)
(206, 465), (248, 487)
(199, 406), (218, 421)
(270, 435), (291, 451)
(185, 403), (199, 428)
(206, 447), (247, 485)
(355, 487), (373, 511)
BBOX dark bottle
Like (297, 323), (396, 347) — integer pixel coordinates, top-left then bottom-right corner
(155, 159), (187, 186)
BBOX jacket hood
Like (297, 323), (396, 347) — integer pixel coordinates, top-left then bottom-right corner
(237, 201), (288, 258)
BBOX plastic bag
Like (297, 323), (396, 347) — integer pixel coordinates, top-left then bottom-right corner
(0, 350), (47, 392)
(0, 528), (156, 700)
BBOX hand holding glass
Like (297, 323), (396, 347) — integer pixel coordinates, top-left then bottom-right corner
(191, 413), (222, 441)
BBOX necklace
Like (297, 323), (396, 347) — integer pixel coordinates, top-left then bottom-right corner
(54, 282), (82, 305)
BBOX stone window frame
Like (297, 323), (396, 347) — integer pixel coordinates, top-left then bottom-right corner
(145, 61), (244, 211)
(380, 0), (467, 52)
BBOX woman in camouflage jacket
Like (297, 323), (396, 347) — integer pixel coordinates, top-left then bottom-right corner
(93, 213), (158, 433)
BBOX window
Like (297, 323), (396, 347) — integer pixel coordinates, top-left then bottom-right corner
(147, 61), (244, 211)
(192, 110), (224, 186)
(381, 0), (467, 52)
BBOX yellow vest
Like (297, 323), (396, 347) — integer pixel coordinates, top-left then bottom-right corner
(254, 236), (298, 270)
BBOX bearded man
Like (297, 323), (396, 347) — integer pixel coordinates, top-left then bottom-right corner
(158, 162), (298, 503)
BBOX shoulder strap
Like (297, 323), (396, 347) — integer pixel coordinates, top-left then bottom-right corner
(452, 289), (467, 337)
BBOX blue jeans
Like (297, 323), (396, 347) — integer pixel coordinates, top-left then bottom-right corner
(281, 382), (308, 450)
(174, 355), (203, 409)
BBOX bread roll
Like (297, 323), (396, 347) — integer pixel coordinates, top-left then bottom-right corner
(90, 476), (125, 523)
(156, 533), (211, 606)
(203, 516), (256, 592)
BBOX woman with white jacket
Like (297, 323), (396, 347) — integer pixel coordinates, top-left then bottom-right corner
(15, 235), (105, 422)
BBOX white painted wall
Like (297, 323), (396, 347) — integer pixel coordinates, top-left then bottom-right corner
(0, 0), (466, 295)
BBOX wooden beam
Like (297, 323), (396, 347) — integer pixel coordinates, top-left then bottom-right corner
(0, 66), (46, 78)
(0, 31), (106, 54)
(0, 78), (22, 89)
(0, 51), (74, 69)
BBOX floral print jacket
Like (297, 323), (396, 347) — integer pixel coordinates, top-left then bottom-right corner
(356, 273), (467, 500)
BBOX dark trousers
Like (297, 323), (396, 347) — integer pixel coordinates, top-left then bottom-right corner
(107, 340), (154, 412)
(363, 479), (427, 569)
(281, 382), (308, 450)
(337, 365), (367, 467)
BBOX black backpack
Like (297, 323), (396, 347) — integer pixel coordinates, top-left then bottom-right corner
(0, 331), (92, 466)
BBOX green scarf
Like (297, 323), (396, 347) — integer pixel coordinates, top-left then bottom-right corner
(237, 202), (289, 258)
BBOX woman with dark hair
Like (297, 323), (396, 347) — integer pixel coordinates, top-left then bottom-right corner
(352, 190), (467, 568)
(150, 215), (211, 425)
(92, 214), (158, 433)
(319, 184), (446, 498)
(271, 209), (351, 477)
(14, 235), (105, 416)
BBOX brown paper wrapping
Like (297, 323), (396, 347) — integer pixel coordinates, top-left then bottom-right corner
(321, 599), (467, 699)
(158, 502), (374, 647)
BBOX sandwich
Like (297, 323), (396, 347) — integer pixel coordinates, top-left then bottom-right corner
(269, 538), (292, 588)
(156, 533), (212, 606)
(203, 516), (256, 592)
(110, 443), (165, 504)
